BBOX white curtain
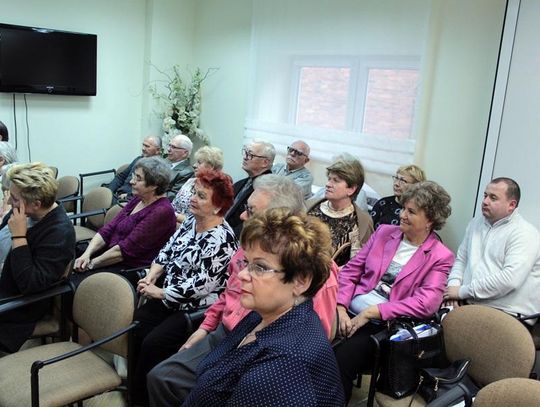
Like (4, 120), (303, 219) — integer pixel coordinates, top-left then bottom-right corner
(245, 0), (432, 174)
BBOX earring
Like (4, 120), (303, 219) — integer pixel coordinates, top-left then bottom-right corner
(213, 209), (219, 215)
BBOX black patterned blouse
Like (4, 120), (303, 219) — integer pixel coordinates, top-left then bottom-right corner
(154, 214), (238, 311)
(308, 201), (358, 266)
(370, 195), (402, 229)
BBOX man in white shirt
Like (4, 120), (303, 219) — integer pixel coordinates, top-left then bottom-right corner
(272, 140), (313, 199)
(444, 177), (540, 320)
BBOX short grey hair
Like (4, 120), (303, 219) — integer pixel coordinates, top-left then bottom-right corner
(171, 134), (193, 155)
(194, 146), (224, 170)
(0, 142), (17, 164)
(251, 139), (276, 164)
(134, 156), (172, 195)
(253, 174), (305, 212)
(146, 135), (162, 149)
(400, 181), (452, 231)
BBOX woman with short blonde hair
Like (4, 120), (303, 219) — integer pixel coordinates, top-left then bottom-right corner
(370, 164), (426, 229)
(0, 162), (75, 353)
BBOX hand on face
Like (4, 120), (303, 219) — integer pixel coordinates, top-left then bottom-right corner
(8, 199), (28, 236)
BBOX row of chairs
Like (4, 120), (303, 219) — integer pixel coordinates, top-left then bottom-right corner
(354, 305), (538, 407)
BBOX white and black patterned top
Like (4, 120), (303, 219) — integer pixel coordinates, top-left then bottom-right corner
(154, 214), (238, 311)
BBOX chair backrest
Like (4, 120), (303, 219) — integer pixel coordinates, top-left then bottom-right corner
(473, 378), (540, 406)
(82, 187), (113, 230)
(104, 204), (123, 225)
(116, 163), (130, 175)
(49, 166), (59, 179)
(56, 176), (80, 213)
(442, 305), (535, 387)
(73, 272), (136, 357)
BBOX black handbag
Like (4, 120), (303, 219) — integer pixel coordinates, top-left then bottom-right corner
(377, 320), (447, 399)
(409, 358), (479, 407)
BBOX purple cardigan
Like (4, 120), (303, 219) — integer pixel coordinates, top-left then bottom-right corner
(337, 224), (455, 320)
(99, 196), (176, 267)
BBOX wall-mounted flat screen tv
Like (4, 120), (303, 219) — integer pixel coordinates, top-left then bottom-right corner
(0, 23), (97, 96)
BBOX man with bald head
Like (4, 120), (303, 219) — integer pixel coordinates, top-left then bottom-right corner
(107, 135), (162, 201)
(272, 140), (313, 199)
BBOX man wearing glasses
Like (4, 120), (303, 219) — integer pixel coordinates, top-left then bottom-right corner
(225, 140), (275, 236)
(272, 140), (313, 199)
(165, 134), (194, 201)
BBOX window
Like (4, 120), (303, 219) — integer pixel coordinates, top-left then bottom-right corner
(295, 66), (351, 130)
(362, 68), (420, 139)
(292, 58), (420, 140)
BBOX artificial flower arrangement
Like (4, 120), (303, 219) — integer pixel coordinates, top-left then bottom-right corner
(150, 65), (217, 144)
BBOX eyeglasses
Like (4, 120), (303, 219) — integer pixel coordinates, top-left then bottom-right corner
(237, 259), (284, 277)
(392, 175), (410, 185)
(242, 147), (267, 161)
(287, 146), (307, 158)
(243, 203), (254, 218)
(168, 144), (186, 151)
(130, 173), (144, 183)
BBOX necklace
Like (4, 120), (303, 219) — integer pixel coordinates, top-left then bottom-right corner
(237, 305), (295, 348)
(237, 331), (258, 348)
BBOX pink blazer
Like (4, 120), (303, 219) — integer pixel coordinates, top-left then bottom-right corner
(337, 225), (455, 320)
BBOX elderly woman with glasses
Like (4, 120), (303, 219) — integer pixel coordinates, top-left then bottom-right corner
(370, 164), (426, 229)
(131, 168), (238, 405)
(171, 146), (224, 225)
(183, 208), (345, 406)
(307, 154), (373, 266)
(333, 181), (454, 402)
(73, 157), (176, 279)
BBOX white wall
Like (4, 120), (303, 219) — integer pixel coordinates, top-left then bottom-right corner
(142, 0), (196, 137)
(191, 0), (254, 180)
(0, 0), (147, 183)
(418, 0), (507, 249)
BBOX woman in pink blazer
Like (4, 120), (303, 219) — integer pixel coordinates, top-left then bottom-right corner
(333, 181), (455, 402)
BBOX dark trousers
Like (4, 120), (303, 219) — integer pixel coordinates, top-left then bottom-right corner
(333, 322), (386, 403)
(131, 299), (189, 406)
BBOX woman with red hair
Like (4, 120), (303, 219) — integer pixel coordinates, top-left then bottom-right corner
(131, 168), (238, 404)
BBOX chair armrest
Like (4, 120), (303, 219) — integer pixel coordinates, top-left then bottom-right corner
(184, 308), (209, 335)
(519, 312), (540, 321)
(426, 383), (473, 407)
(68, 208), (107, 221)
(30, 321), (139, 405)
(0, 283), (73, 312)
(79, 169), (116, 197)
(32, 321), (139, 370)
(79, 169), (116, 178)
(57, 195), (83, 204)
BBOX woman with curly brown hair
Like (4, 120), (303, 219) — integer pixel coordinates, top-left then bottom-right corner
(184, 208), (345, 406)
(334, 181), (454, 402)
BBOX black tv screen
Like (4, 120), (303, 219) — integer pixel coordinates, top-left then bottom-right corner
(0, 23), (97, 96)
